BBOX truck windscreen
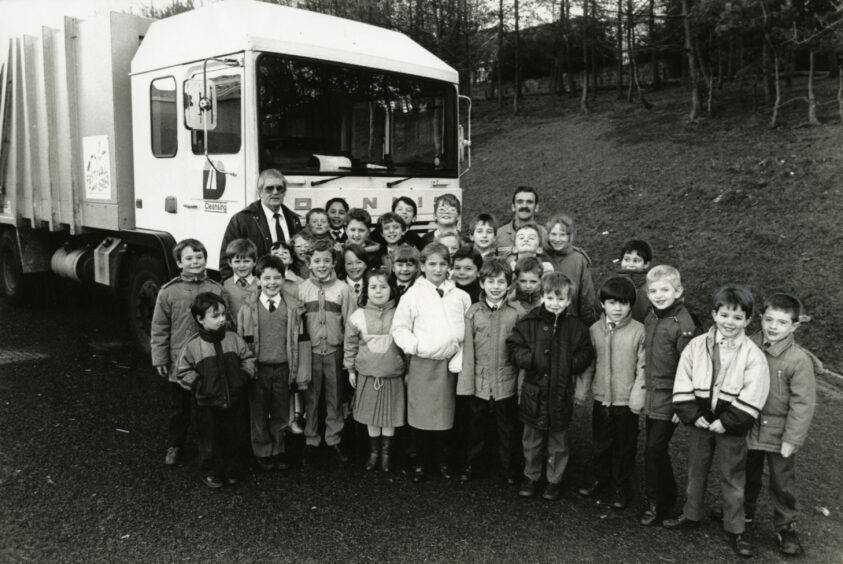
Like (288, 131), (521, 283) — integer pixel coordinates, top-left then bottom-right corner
(256, 54), (458, 178)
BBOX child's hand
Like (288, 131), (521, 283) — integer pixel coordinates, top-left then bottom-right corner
(155, 365), (169, 378)
(781, 441), (797, 458)
(708, 420), (726, 434)
(694, 416), (710, 429)
(573, 390), (587, 406)
(349, 372), (357, 389)
(671, 413), (681, 425)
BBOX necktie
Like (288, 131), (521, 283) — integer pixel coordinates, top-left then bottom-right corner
(268, 299), (276, 312)
(354, 282), (361, 294)
(273, 212), (285, 244)
(237, 278), (247, 287)
(609, 322), (616, 330)
(332, 230), (343, 240)
(436, 288), (444, 298)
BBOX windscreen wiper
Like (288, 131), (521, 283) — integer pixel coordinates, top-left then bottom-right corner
(386, 177), (411, 188)
(311, 176), (344, 186)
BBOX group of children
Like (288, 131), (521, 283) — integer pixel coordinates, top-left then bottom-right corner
(150, 187), (817, 559)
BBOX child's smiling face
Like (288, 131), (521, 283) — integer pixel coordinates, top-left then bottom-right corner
(547, 223), (570, 251)
(271, 246), (293, 266)
(435, 203), (459, 228)
(381, 220), (405, 245)
(326, 202), (348, 229)
(393, 260), (418, 283)
(647, 279), (682, 310)
(343, 250), (367, 281)
(451, 258), (479, 286)
(292, 236), (312, 263)
(542, 290), (570, 315)
(393, 201), (416, 226)
(309, 249), (335, 281)
(259, 267), (284, 299)
(761, 308), (799, 344)
(471, 222), (496, 252)
(347, 219), (370, 245)
(229, 256), (255, 279)
(712, 305), (750, 339)
(481, 274), (509, 303)
(177, 246), (207, 276)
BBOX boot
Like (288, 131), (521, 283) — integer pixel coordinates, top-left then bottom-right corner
(365, 437), (381, 471)
(380, 436), (393, 473)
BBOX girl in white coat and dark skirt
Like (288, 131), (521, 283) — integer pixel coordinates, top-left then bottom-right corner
(391, 242), (472, 482)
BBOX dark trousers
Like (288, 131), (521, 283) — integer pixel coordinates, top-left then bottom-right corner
(410, 427), (449, 469)
(168, 382), (193, 449)
(684, 427), (748, 535)
(196, 402), (241, 477)
(249, 363), (290, 458)
(590, 402), (639, 493)
(450, 396), (472, 468)
(644, 417), (678, 510)
(745, 449), (799, 529)
(466, 396), (519, 477)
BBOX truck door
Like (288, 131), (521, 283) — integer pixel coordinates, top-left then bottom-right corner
(182, 62), (246, 271)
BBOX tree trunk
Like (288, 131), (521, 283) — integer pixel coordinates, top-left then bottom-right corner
(498, 0), (504, 106)
(617, 0), (624, 98)
(695, 37), (713, 114)
(770, 52), (781, 128)
(513, 0), (520, 115)
(807, 50), (820, 125)
(762, 42), (772, 103)
(681, 0), (700, 120)
(626, 0), (634, 101)
(838, 62), (843, 124)
(565, 0), (575, 96)
(581, 0), (590, 112)
(649, 0), (660, 89)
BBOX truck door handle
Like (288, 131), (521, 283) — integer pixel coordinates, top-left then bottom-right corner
(183, 204), (198, 209)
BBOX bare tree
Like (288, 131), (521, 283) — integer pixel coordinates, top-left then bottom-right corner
(513, 0), (521, 115)
(581, 0), (591, 112)
(681, 0), (701, 120)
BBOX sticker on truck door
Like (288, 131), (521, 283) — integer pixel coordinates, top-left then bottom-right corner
(202, 160), (227, 200)
(83, 135), (112, 201)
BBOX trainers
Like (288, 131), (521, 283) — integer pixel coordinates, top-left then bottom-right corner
(412, 465), (426, 483)
(640, 501), (660, 526)
(611, 489), (629, 510)
(459, 465), (473, 482)
(542, 482), (561, 501)
(662, 514), (700, 530)
(164, 446), (180, 466)
(777, 524), (803, 556)
(577, 479), (607, 498)
(519, 479), (539, 498)
(731, 533), (753, 558)
(200, 474), (225, 489)
(438, 463), (453, 480)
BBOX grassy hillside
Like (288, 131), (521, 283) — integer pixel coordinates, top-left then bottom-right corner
(462, 82), (843, 372)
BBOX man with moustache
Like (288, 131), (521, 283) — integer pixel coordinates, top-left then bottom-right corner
(495, 186), (546, 256)
(219, 169), (303, 279)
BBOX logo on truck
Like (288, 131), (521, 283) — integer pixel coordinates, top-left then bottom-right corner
(202, 160), (227, 200)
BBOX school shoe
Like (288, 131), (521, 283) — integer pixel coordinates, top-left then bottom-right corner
(274, 454), (289, 471)
(164, 446), (180, 466)
(777, 524), (803, 556)
(611, 489), (629, 510)
(330, 444), (349, 463)
(256, 457), (275, 471)
(412, 465), (426, 483)
(290, 413), (305, 435)
(710, 506), (755, 525)
(542, 482), (562, 501)
(662, 514), (700, 529)
(518, 479), (539, 498)
(730, 533), (754, 558)
(640, 500), (660, 526)
(200, 474), (225, 489)
(577, 479), (607, 498)
(438, 463), (452, 480)
(459, 465), (473, 482)
(223, 473), (240, 486)
(365, 438), (381, 471)
(380, 436), (393, 473)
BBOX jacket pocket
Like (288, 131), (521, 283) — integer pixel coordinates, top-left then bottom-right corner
(520, 380), (542, 421)
(757, 414), (786, 445)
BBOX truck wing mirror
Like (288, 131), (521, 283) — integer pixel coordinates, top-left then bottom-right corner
(184, 78), (217, 131)
(458, 94), (472, 176)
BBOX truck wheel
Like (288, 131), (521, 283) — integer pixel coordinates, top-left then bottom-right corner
(124, 254), (167, 354)
(0, 230), (27, 304)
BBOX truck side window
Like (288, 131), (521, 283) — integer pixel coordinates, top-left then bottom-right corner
(189, 73), (242, 155)
(150, 77), (177, 157)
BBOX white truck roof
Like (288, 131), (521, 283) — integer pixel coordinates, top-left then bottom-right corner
(131, 0), (459, 83)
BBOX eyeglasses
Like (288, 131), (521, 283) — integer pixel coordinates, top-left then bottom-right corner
(263, 185), (286, 193)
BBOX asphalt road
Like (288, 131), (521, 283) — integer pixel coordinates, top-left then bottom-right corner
(1, 288), (842, 562)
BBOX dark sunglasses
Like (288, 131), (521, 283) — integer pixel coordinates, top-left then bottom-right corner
(263, 184), (286, 193)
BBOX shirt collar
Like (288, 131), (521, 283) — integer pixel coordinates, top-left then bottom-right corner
(260, 293), (279, 308)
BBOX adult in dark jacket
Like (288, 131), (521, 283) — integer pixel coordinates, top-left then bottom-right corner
(219, 169), (303, 279)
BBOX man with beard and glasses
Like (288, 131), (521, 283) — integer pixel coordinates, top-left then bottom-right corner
(495, 186), (547, 257)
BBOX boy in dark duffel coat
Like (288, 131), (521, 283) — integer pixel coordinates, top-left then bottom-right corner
(507, 272), (594, 501)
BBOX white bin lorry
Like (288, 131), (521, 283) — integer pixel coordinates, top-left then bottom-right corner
(0, 0), (471, 350)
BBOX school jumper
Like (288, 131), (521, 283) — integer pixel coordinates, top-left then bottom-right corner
(223, 275), (259, 318)
(344, 300), (406, 428)
(672, 327), (770, 535)
(297, 273), (355, 447)
(150, 273), (226, 450)
(641, 300), (698, 513)
(176, 327), (255, 477)
(458, 298), (526, 476)
(507, 305), (594, 485)
(579, 313), (646, 494)
(745, 332), (816, 529)
(237, 292), (302, 459)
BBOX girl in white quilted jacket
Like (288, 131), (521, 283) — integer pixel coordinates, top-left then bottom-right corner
(391, 242), (472, 482)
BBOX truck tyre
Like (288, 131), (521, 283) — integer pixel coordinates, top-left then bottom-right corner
(124, 254), (167, 354)
(0, 230), (27, 304)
